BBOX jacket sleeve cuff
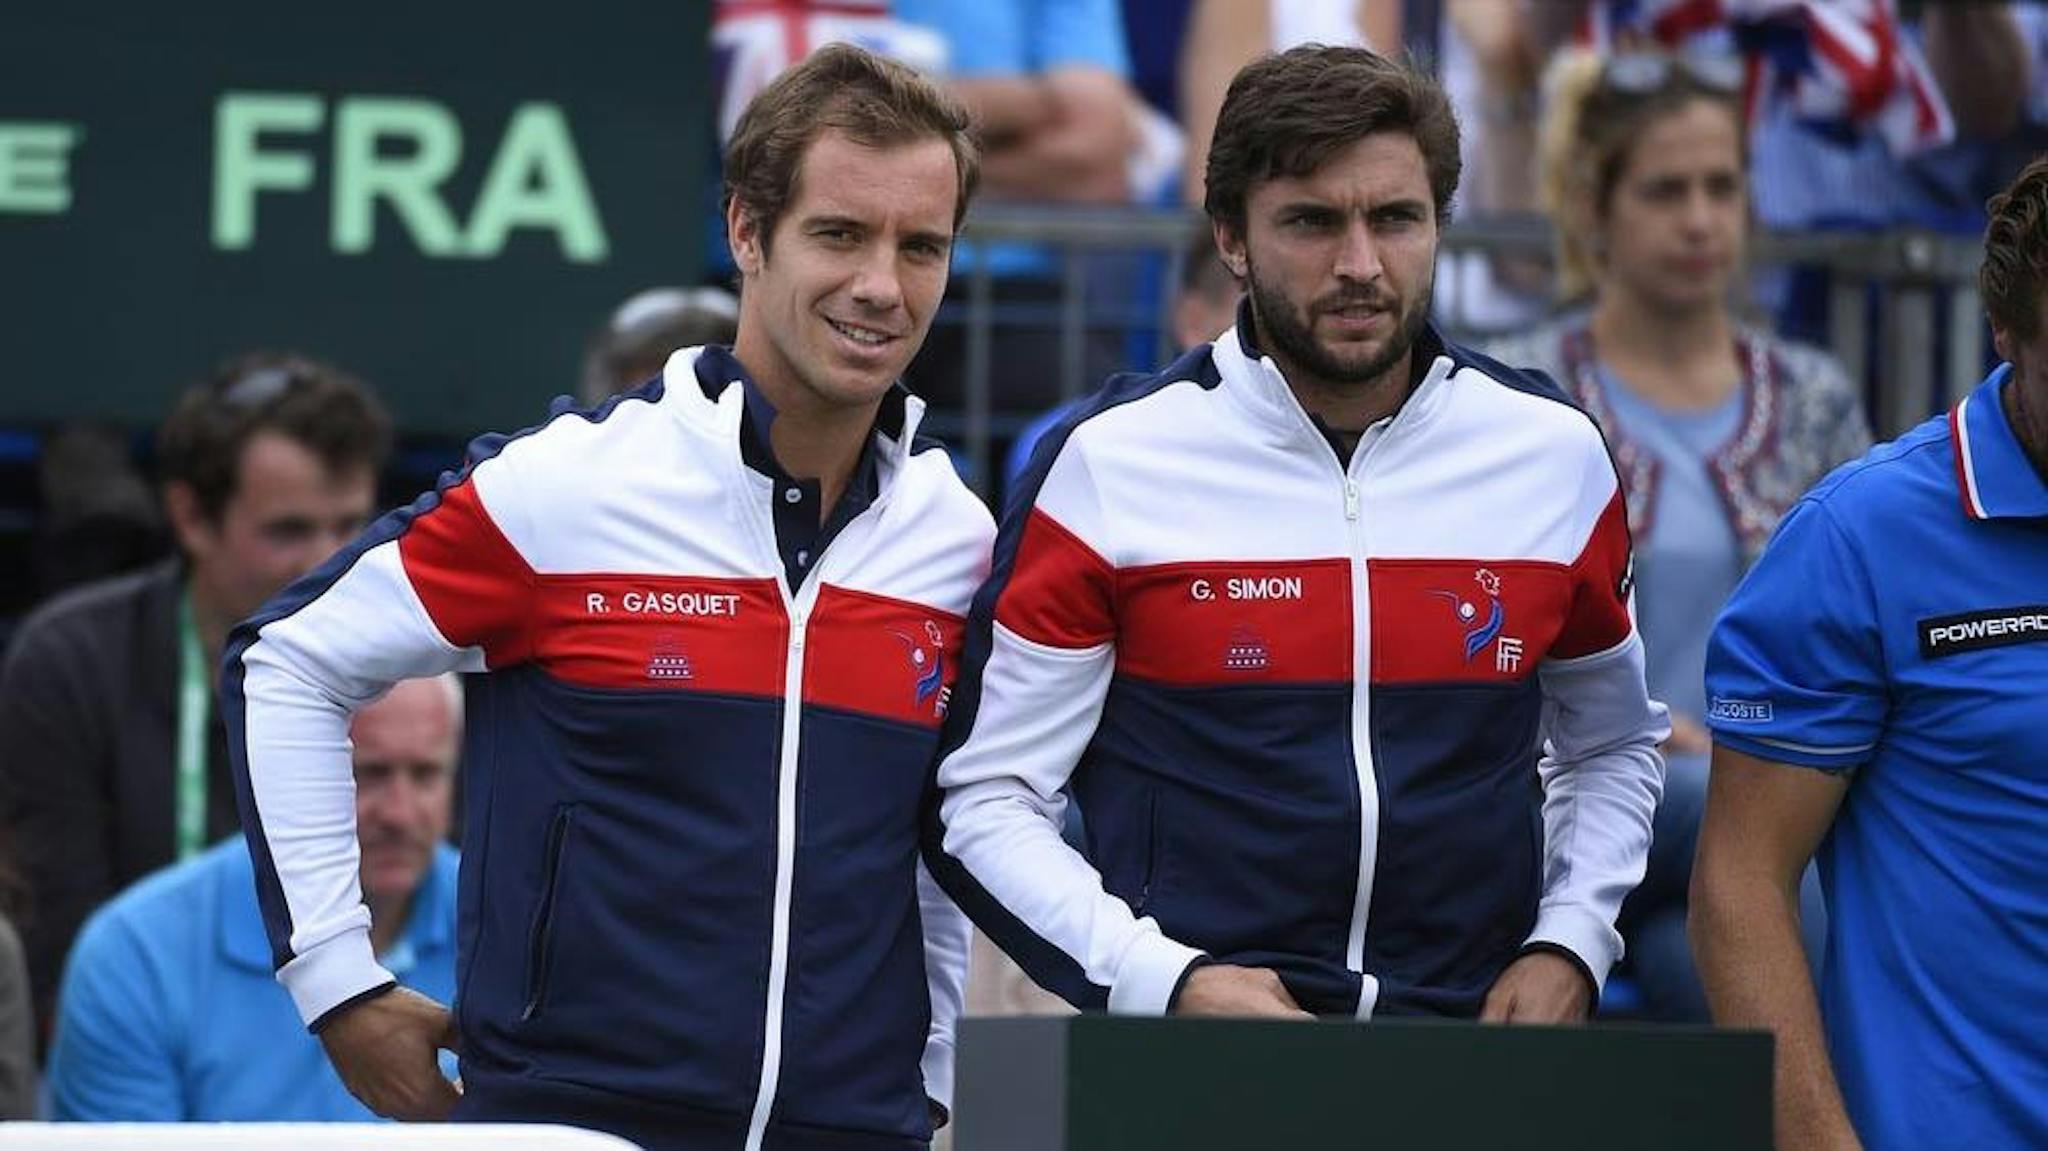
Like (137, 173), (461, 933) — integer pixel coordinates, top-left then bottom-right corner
(1106, 929), (1206, 1016)
(279, 926), (397, 1029)
(1525, 905), (1623, 992)
(921, 1033), (956, 1117)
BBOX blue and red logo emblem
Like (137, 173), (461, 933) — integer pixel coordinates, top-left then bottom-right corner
(1430, 569), (1505, 663)
(891, 619), (949, 717)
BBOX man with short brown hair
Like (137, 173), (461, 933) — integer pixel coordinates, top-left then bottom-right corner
(0, 352), (389, 1048)
(928, 44), (1665, 1024)
(226, 44), (993, 1151)
(48, 676), (461, 1121)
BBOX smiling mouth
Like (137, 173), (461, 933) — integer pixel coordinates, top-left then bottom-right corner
(827, 317), (897, 347)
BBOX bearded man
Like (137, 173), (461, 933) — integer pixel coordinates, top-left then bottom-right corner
(926, 43), (1668, 1024)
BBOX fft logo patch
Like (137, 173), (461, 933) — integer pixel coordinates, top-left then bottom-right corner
(891, 620), (950, 718)
(1431, 569), (1522, 673)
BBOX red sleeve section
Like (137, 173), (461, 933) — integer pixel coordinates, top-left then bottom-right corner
(994, 510), (1116, 649)
(398, 478), (535, 667)
(1550, 490), (1635, 660)
(804, 585), (965, 728)
(1114, 559), (1350, 686)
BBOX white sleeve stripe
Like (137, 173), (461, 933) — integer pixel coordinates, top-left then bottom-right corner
(1749, 735), (1879, 757)
(234, 539), (476, 1025)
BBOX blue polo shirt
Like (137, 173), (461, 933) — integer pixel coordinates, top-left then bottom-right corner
(48, 839), (460, 1121)
(1706, 365), (2048, 1151)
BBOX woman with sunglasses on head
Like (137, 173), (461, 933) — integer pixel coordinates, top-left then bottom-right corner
(1486, 48), (1872, 1024)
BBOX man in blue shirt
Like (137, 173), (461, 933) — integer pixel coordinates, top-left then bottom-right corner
(47, 675), (461, 1120)
(1693, 157), (2048, 1151)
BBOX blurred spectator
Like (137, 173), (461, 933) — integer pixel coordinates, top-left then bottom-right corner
(897, 0), (1152, 205)
(1003, 231), (1239, 486)
(1178, 0), (1404, 207)
(1484, 48), (1871, 1020)
(579, 286), (740, 405)
(1551, 1), (2025, 229)
(47, 676), (460, 1120)
(0, 859), (32, 1118)
(898, 0), (1176, 416)
(31, 425), (166, 601)
(0, 353), (390, 1051)
(716, 2), (1171, 206)
(1166, 228), (1243, 356)
(1118, 0), (1197, 122)
(1925, 3), (2048, 224)
(712, 1), (949, 146)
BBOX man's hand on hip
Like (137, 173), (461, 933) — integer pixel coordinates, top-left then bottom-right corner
(1170, 964), (1313, 1018)
(1479, 950), (1593, 1024)
(319, 986), (463, 1120)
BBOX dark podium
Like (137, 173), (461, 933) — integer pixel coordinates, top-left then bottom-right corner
(953, 1016), (1771, 1150)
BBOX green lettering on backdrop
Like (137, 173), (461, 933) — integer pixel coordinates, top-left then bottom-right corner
(0, 122), (83, 214)
(2, 2), (709, 435)
(465, 103), (609, 263)
(212, 93), (324, 249)
(332, 96), (466, 256)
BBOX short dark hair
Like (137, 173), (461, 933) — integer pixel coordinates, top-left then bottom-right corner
(156, 352), (392, 522)
(1204, 44), (1461, 235)
(1982, 155), (2048, 343)
(722, 43), (980, 254)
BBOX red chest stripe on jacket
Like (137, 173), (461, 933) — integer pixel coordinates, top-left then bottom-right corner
(1114, 559), (1351, 686)
(997, 510), (1116, 648)
(530, 574), (787, 695)
(804, 585), (965, 729)
(1369, 559), (1573, 684)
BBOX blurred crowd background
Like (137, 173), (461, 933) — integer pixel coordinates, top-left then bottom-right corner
(0, 0), (2040, 1126)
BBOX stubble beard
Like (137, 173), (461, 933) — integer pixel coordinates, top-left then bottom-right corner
(1245, 255), (1433, 399)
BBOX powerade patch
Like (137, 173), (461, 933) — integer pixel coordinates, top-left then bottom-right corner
(1917, 606), (2048, 659)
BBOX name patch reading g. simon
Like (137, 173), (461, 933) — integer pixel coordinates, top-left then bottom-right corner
(1917, 605), (2048, 658)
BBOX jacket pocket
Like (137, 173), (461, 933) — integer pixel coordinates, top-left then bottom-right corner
(522, 805), (576, 1021)
(1134, 788), (1162, 917)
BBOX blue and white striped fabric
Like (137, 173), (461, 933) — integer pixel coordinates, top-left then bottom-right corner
(1585, 0), (1951, 153)
(1583, 0), (1959, 227)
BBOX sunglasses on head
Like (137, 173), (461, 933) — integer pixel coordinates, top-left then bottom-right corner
(217, 366), (300, 409)
(1600, 52), (1744, 97)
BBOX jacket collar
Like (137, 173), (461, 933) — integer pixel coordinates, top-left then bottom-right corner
(1213, 297), (1456, 449)
(1950, 364), (2048, 521)
(666, 344), (924, 477)
(220, 841), (454, 975)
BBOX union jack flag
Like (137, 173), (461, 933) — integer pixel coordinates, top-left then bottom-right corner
(1582, 0), (1954, 155)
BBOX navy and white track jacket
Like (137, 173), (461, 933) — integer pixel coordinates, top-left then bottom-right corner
(224, 348), (994, 1150)
(928, 320), (1668, 1019)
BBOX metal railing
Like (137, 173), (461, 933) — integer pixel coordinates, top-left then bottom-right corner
(938, 205), (1986, 496)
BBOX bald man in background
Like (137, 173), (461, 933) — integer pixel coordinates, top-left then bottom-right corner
(48, 676), (462, 1121)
